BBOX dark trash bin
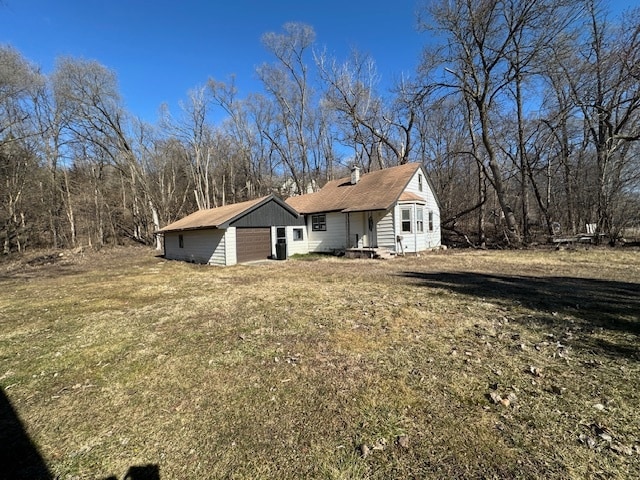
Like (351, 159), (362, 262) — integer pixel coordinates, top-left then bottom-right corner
(275, 242), (287, 260)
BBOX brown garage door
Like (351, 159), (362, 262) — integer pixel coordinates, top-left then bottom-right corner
(236, 227), (272, 263)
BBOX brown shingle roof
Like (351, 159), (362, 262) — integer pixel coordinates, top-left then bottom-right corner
(286, 163), (423, 214)
(398, 191), (425, 202)
(158, 196), (269, 233)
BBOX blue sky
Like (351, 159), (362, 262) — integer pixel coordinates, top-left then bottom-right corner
(0, 0), (427, 122)
(1, 1), (631, 124)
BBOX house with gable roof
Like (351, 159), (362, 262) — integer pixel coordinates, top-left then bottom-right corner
(157, 195), (304, 266)
(156, 163), (441, 265)
(285, 162), (441, 256)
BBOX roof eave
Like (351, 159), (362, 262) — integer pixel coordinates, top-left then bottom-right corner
(157, 225), (221, 234)
(341, 205), (391, 213)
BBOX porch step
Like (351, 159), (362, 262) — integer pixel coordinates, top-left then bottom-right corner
(345, 247), (396, 260)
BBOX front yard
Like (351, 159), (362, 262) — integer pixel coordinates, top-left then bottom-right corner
(1, 246), (638, 479)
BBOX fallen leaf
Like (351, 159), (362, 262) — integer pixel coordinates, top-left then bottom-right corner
(528, 366), (543, 377)
(372, 438), (387, 451)
(610, 443), (633, 455)
(489, 392), (502, 404)
(578, 434), (596, 449)
(599, 432), (612, 442)
(396, 434), (409, 449)
(359, 444), (370, 458)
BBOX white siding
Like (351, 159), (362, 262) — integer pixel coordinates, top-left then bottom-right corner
(164, 229), (227, 265)
(424, 208), (441, 249)
(396, 204), (417, 253)
(307, 212), (347, 252)
(376, 209), (396, 250)
(396, 169), (442, 251)
(270, 226), (277, 258)
(266, 226), (309, 258)
(225, 227), (237, 266)
(286, 225), (310, 256)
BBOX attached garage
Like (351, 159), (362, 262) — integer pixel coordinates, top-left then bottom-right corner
(157, 195), (304, 266)
(236, 227), (272, 263)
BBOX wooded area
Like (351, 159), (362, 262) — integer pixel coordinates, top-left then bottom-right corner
(1, 0), (639, 253)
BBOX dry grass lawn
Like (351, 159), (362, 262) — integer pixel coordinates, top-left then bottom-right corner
(1, 246), (639, 479)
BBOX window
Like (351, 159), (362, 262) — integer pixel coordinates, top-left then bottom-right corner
(293, 228), (304, 241)
(418, 173), (423, 192)
(428, 211), (434, 231)
(178, 234), (184, 248)
(401, 208), (412, 233)
(312, 214), (326, 231)
(416, 207), (424, 233)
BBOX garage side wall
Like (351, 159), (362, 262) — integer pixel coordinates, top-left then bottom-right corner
(164, 229), (227, 265)
(225, 227), (237, 266)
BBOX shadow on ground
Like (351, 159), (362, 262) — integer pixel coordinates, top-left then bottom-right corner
(103, 464), (160, 480)
(0, 388), (52, 480)
(1, 388), (160, 480)
(402, 271), (640, 359)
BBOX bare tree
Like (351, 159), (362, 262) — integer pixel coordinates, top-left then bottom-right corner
(53, 57), (161, 247)
(209, 78), (278, 198)
(0, 46), (42, 143)
(571, 3), (640, 240)
(258, 22), (319, 193)
(0, 46), (43, 253)
(420, 0), (580, 245)
(316, 50), (418, 169)
(160, 85), (219, 209)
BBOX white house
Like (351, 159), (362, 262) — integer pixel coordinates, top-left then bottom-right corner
(285, 162), (441, 255)
(157, 163), (441, 265)
(157, 195), (304, 266)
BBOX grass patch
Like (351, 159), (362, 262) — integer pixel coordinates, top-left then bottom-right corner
(1, 246), (639, 479)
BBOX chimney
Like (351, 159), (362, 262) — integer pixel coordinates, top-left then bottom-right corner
(350, 165), (361, 185)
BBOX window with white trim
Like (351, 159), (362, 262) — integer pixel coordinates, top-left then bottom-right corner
(401, 208), (412, 233)
(293, 228), (304, 241)
(418, 173), (423, 192)
(416, 207), (424, 233)
(428, 211), (434, 231)
(312, 214), (326, 231)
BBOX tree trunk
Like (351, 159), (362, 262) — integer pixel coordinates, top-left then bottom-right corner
(62, 169), (77, 247)
(477, 164), (486, 248)
(477, 101), (521, 245)
(515, 76), (529, 242)
(150, 201), (162, 250)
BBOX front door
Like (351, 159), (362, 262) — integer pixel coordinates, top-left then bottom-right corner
(367, 213), (378, 248)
